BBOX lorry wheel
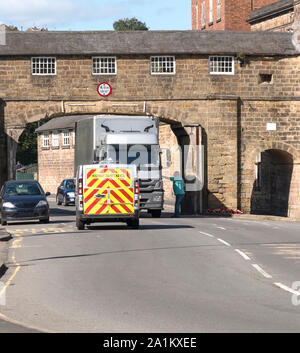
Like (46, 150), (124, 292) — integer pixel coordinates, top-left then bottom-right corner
(76, 218), (85, 230)
(151, 210), (161, 218)
(127, 219), (139, 229)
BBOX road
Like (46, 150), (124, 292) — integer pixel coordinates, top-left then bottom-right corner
(0, 200), (300, 332)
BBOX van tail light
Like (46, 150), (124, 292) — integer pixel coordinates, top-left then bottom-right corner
(134, 179), (139, 207)
(134, 179), (139, 195)
(78, 178), (83, 195)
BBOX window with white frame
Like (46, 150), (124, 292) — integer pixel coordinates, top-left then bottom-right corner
(92, 57), (116, 74)
(62, 131), (70, 146)
(217, 0), (221, 21)
(52, 131), (59, 147)
(42, 133), (50, 148)
(31, 57), (56, 75)
(209, 0), (213, 24)
(150, 56), (175, 75)
(72, 131), (76, 145)
(209, 56), (235, 75)
(201, 1), (206, 28)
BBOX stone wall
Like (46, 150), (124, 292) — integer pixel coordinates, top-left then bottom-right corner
(251, 11), (294, 31)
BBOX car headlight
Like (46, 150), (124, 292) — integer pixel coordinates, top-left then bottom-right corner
(35, 200), (47, 208)
(3, 202), (16, 209)
(67, 192), (75, 197)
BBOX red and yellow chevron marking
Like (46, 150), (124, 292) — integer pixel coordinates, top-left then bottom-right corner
(110, 188), (134, 205)
(110, 203), (134, 215)
(83, 188), (109, 215)
(86, 168), (132, 189)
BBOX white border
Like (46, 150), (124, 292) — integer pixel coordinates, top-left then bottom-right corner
(150, 56), (176, 75)
(92, 56), (117, 75)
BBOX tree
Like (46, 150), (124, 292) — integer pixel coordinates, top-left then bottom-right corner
(113, 17), (149, 31)
(5, 25), (19, 31)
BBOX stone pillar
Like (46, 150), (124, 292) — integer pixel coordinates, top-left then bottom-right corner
(6, 127), (24, 181)
(172, 124), (204, 215)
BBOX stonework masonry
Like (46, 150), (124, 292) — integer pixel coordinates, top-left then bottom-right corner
(0, 32), (300, 217)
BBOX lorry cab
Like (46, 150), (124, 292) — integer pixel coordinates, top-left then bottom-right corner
(75, 163), (140, 230)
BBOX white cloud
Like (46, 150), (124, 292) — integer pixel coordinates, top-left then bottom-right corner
(0, 0), (133, 28)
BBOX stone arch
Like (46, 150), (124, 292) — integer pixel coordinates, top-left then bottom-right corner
(243, 142), (300, 218)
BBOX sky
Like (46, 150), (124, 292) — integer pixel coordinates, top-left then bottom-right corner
(0, 0), (191, 31)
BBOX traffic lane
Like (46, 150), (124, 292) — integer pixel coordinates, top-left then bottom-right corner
(169, 216), (300, 290)
(2, 217), (300, 332)
(0, 317), (39, 333)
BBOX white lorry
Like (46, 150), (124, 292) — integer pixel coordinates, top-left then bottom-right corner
(75, 115), (164, 217)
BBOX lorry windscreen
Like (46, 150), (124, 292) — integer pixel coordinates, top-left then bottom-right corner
(105, 144), (160, 168)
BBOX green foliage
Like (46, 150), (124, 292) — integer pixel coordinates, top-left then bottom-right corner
(16, 116), (52, 166)
(113, 17), (149, 31)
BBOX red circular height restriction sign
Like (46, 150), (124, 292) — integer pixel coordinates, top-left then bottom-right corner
(97, 82), (112, 97)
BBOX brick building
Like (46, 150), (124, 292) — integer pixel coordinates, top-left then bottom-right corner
(248, 0), (298, 32)
(35, 115), (90, 194)
(192, 0), (294, 31)
(0, 30), (300, 217)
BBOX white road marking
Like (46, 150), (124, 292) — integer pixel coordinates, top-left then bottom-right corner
(235, 249), (251, 261)
(252, 264), (272, 279)
(274, 282), (300, 296)
(217, 226), (226, 230)
(217, 238), (231, 247)
(198, 231), (215, 238)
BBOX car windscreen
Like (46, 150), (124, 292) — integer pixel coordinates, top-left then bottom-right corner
(4, 182), (43, 197)
(65, 180), (75, 189)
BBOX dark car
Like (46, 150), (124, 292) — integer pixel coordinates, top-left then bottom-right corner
(0, 180), (50, 226)
(56, 179), (75, 206)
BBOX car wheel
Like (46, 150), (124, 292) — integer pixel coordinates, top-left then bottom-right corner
(63, 196), (68, 206)
(1, 217), (7, 226)
(56, 194), (62, 205)
(40, 218), (49, 224)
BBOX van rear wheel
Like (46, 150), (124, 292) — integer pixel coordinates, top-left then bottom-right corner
(127, 218), (139, 229)
(76, 217), (85, 230)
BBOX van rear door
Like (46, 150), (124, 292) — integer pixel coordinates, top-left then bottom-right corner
(83, 165), (135, 216)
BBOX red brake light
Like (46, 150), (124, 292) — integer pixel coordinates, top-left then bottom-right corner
(78, 178), (83, 195)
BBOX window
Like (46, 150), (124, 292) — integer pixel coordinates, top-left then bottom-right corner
(52, 131), (59, 147)
(217, 0), (221, 22)
(150, 56), (175, 75)
(209, 0), (213, 24)
(42, 133), (50, 148)
(201, 1), (206, 29)
(31, 57), (56, 75)
(92, 57), (117, 75)
(62, 131), (70, 147)
(209, 56), (235, 75)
